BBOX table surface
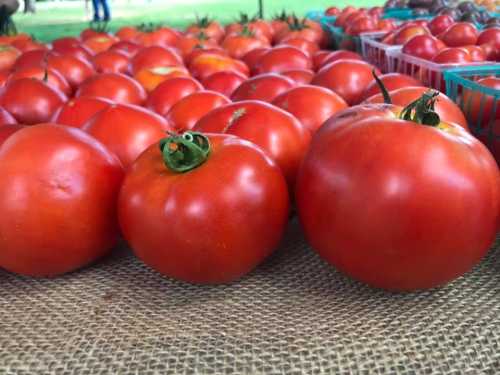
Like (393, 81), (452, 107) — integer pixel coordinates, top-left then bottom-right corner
(1, 221), (499, 375)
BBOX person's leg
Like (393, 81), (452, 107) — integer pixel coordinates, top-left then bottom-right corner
(100, 0), (111, 21)
(91, 0), (100, 21)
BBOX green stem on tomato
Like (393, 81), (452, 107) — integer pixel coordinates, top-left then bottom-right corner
(399, 90), (441, 127)
(159, 131), (210, 173)
(372, 70), (392, 105)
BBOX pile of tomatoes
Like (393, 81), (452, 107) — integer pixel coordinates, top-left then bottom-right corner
(0, 13), (497, 292)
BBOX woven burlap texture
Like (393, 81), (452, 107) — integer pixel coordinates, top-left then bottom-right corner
(1, 220), (499, 375)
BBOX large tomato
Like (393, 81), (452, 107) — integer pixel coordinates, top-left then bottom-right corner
(0, 78), (67, 125)
(8, 66), (72, 96)
(83, 103), (170, 167)
(253, 46), (312, 74)
(241, 47), (270, 73)
(146, 76), (203, 116)
(278, 37), (319, 58)
(428, 15), (454, 36)
(188, 53), (249, 80)
(362, 73), (423, 101)
(51, 44), (94, 63)
(402, 35), (442, 60)
(76, 73), (147, 106)
(365, 86), (468, 130)
(281, 69), (314, 85)
(312, 59), (380, 105)
(0, 124), (124, 277)
(231, 73), (295, 103)
(82, 35), (118, 55)
(201, 71), (247, 98)
(477, 28), (500, 50)
(318, 50), (362, 70)
(131, 46), (183, 75)
(186, 17), (225, 42)
(0, 45), (21, 72)
(92, 50), (130, 74)
(296, 110), (499, 291)
(0, 124), (24, 146)
(134, 66), (191, 92)
(119, 132), (289, 284)
(175, 33), (220, 58)
(52, 97), (113, 128)
(0, 106), (17, 125)
(47, 53), (96, 90)
(194, 100), (310, 186)
(110, 40), (142, 57)
(393, 25), (430, 45)
(166, 90), (230, 131)
(440, 23), (479, 47)
(272, 85), (348, 134)
(221, 31), (270, 60)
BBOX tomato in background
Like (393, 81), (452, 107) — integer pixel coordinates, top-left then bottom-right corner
(76, 73), (147, 106)
(253, 46), (312, 74)
(394, 25), (430, 45)
(184, 47), (227, 66)
(92, 50), (130, 74)
(477, 28), (500, 50)
(166, 90), (230, 131)
(221, 31), (271, 60)
(0, 124), (124, 277)
(0, 45), (20, 72)
(463, 77), (500, 129)
(440, 23), (479, 47)
(135, 27), (180, 47)
(82, 35), (118, 54)
(428, 15), (454, 36)
(462, 45), (487, 62)
(231, 73), (295, 103)
(52, 97), (113, 128)
(110, 40), (142, 57)
(188, 53), (249, 80)
(278, 37), (320, 57)
(432, 48), (472, 64)
(402, 35), (442, 60)
(134, 66), (190, 92)
(51, 44), (94, 63)
(281, 69), (315, 85)
(201, 71), (247, 98)
(8, 66), (72, 96)
(186, 18), (225, 42)
(119, 132), (289, 284)
(131, 46), (183, 75)
(362, 73), (423, 101)
(116, 26), (141, 41)
(175, 33), (220, 58)
(318, 50), (363, 69)
(84, 103), (170, 168)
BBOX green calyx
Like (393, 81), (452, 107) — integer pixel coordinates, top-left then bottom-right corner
(399, 90), (441, 127)
(159, 131), (210, 173)
(273, 9), (289, 21)
(287, 14), (309, 30)
(195, 14), (213, 28)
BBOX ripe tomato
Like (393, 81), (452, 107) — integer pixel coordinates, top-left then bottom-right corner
(131, 46), (183, 75)
(0, 124), (24, 146)
(92, 50), (130, 74)
(82, 35), (118, 54)
(119, 132), (289, 284)
(241, 47), (270, 72)
(253, 46), (312, 74)
(463, 77), (500, 129)
(166, 90), (230, 131)
(318, 50), (362, 69)
(51, 44), (94, 64)
(175, 33), (220, 58)
(0, 106), (17, 125)
(186, 18), (225, 42)
(146, 76), (203, 116)
(135, 27), (180, 47)
(201, 71), (247, 97)
(52, 36), (81, 49)
(312, 50), (332, 71)
(275, 20), (324, 46)
(272, 85), (348, 134)
(441, 23), (479, 47)
(184, 47), (227, 66)
(402, 35), (442, 60)
(281, 69), (314, 85)
(44, 52), (95, 90)
(83, 103), (170, 167)
(110, 40), (142, 57)
(428, 15), (454, 36)
(393, 25), (430, 45)
(362, 73), (423, 101)
(477, 28), (500, 50)
(0, 45), (20, 72)
(8, 66), (72, 96)
(194, 100), (311, 186)
(296, 113), (499, 291)
(312, 59), (380, 105)
(365, 86), (468, 130)
(326, 6), (340, 15)
(188, 53), (249, 80)
(76, 73), (147, 106)
(0, 124), (124, 277)
(432, 47), (472, 64)
(52, 97), (113, 128)
(0, 78), (67, 125)
(345, 16), (377, 36)
(134, 66), (191, 92)
(278, 37), (320, 57)
(221, 31), (270, 60)
(231, 73), (295, 103)
(116, 26), (141, 41)
(462, 45), (487, 62)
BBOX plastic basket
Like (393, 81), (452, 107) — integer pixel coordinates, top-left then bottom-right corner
(444, 66), (500, 163)
(305, 10), (336, 25)
(325, 24), (385, 53)
(382, 8), (433, 20)
(386, 49), (495, 91)
(360, 34), (400, 73)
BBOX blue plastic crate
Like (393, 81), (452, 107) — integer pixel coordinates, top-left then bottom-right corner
(324, 24), (385, 53)
(382, 8), (433, 20)
(305, 10), (336, 25)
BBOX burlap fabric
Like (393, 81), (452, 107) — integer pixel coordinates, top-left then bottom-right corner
(1, 220), (500, 374)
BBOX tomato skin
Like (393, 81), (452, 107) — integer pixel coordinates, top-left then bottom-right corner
(318, 50), (362, 69)
(362, 73), (423, 101)
(432, 47), (472, 64)
(110, 40), (142, 57)
(241, 47), (270, 72)
(463, 77), (500, 129)
(201, 71), (247, 98)
(312, 50), (332, 71)
(278, 37), (320, 57)
(83, 103), (170, 168)
(134, 66), (191, 92)
(231, 73), (295, 103)
(0, 124), (24, 146)
(477, 28), (500, 50)
(175, 34), (220, 59)
(296, 117), (500, 291)
(52, 97), (113, 128)
(146, 76), (203, 117)
(131, 46), (183, 75)
(0, 78), (67, 125)
(428, 15), (454, 36)
(186, 20), (225, 42)
(166, 90), (231, 131)
(184, 47), (227, 66)
(281, 69), (314, 85)
(8, 66), (72, 96)
(254, 46), (312, 74)
(221, 34), (270, 60)
(272, 85), (348, 134)
(441, 23), (478, 47)
(188, 53), (249, 81)
(462, 45), (487, 62)
(402, 35), (441, 60)
(116, 26), (141, 42)
(76, 73), (147, 106)
(394, 25), (430, 45)
(0, 124), (124, 277)
(0, 106), (17, 125)
(0, 45), (20, 72)
(312, 59), (380, 105)
(92, 50), (130, 74)
(194, 100), (311, 186)
(82, 35), (118, 54)
(365, 86), (468, 130)
(119, 133), (289, 284)
(51, 44), (93, 63)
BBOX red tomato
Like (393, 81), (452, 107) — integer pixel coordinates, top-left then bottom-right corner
(92, 50), (130, 74)
(221, 32), (271, 60)
(402, 35), (442, 60)
(134, 66), (191, 92)
(166, 90), (230, 131)
(318, 50), (363, 69)
(345, 16), (377, 36)
(0, 124), (24, 146)
(241, 47), (270, 72)
(116, 26), (141, 42)
(278, 37), (320, 57)
(52, 97), (113, 128)
(272, 85), (347, 134)
(0, 78), (67, 125)
(432, 47), (472, 64)
(463, 77), (500, 129)
(480, 42), (499, 61)
(76, 73), (147, 106)
(82, 35), (118, 55)
(281, 69), (315, 85)
(394, 25), (430, 45)
(462, 45), (487, 62)
(362, 73), (423, 101)
(52, 36), (81, 49)
(184, 47), (227, 66)
(8, 66), (72, 96)
(0, 45), (20, 72)
(110, 40), (142, 57)
(0, 124), (124, 277)
(194, 100), (311, 186)
(119, 132), (289, 284)
(366, 86), (468, 130)
(312, 50), (332, 71)
(253, 46), (312, 74)
(275, 21), (324, 46)
(131, 46), (183, 75)
(231, 73), (295, 103)
(11, 39), (47, 53)
(188, 53), (249, 81)
(377, 19), (397, 32)
(441, 23), (479, 47)
(83, 103), (170, 167)
(428, 15), (454, 36)
(326, 6), (340, 15)
(477, 28), (500, 50)
(175, 33), (220, 58)
(201, 71), (247, 98)
(135, 27), (180, 47)
(296, 114), (499, 291)
(80, 28), (108, 41)
(0, 106), (17, 125)
(312, 59), (380, 105)
(186, 18), (225, 42)
(146, 76), (203, 116)
(47, 53), (95, 89)
(50, 44), (94, 64)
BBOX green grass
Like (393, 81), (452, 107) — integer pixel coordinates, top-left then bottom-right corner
(13, 0), (383, 42)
